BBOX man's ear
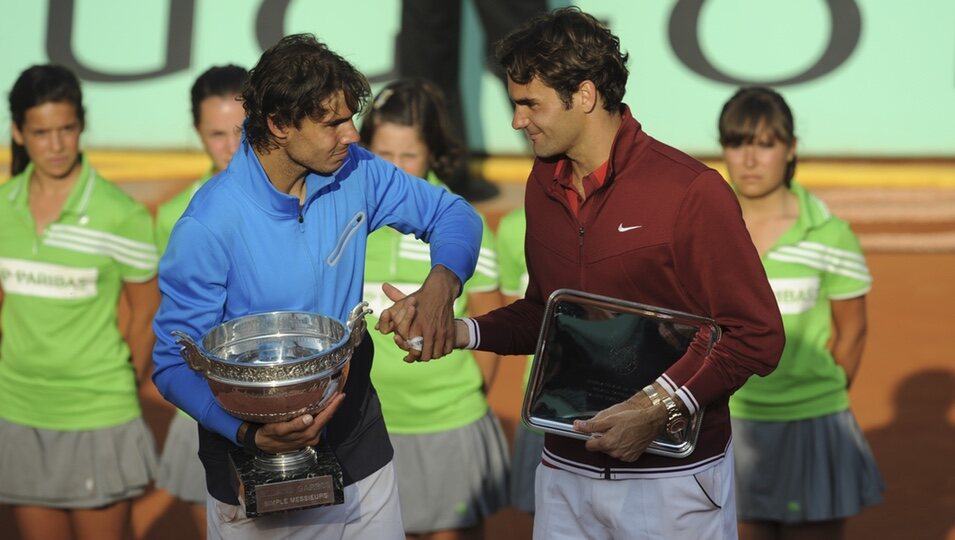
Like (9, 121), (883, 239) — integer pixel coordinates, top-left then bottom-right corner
(266, 115), (288, 143)
(576, 80), (598, 114)
(11, 122), (24, 146)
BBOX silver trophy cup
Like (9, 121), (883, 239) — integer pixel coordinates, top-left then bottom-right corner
(172, 302), (372, 516)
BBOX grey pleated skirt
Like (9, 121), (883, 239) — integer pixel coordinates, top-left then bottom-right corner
(732, 409), (883, 523)
(389, 410), (510, 533)
(155, 413), (207, 504)
(0, 417), (157, 508)
(509, 424), (545, 514)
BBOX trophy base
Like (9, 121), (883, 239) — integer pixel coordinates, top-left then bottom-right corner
(229, 444), (344, 517)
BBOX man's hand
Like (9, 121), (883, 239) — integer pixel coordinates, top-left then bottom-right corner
(376, 265), (461, 362)
(251, 392), (345, 454)
(572, 391), (666, 462)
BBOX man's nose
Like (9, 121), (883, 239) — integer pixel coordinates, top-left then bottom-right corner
(512, 108), (529, 130)
(341, 121), (359, 144)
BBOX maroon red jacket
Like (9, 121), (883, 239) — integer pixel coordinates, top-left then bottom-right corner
(471, 106), (784, 478)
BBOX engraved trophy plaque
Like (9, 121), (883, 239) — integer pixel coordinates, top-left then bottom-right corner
(173, 302), (371, 516)
(523, 289), (721, 458)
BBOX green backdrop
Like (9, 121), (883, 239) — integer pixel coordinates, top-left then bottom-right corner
(1, 0), (952, 157)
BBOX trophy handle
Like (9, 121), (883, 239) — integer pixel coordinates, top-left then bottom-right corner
(346, 301), (373, 347)
(172, 330), (212, 373)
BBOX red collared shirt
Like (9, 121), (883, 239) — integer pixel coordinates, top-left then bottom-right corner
(555, 158), (610, 218)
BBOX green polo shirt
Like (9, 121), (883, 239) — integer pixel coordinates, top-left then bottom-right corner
(730, 181), (871, 421)
(497, 208), (528, 299)
(155, 171), (212, 253)
(0, 158), (158, 430)
(365, 173), (499, 434)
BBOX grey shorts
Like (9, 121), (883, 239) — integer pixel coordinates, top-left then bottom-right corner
(510, 424), (545, 514)
(732, 409), (884, 523)
(155, 413), (207, 504)
(0, 417), (157, 508)
(390, 411), (510, 533)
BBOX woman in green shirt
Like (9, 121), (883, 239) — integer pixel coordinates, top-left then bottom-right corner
(719, 86), (883, 540)
(0, 65), (159, 540)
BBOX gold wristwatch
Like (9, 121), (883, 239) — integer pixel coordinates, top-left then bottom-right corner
(643, 384), (688, 442)
(661, 394), (688, 441)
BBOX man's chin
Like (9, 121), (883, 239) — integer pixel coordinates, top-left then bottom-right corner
(312, 159), (345, 175)
(532, 147), (558, 159)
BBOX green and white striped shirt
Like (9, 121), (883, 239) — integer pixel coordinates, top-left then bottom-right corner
(0, 157), (157, 429)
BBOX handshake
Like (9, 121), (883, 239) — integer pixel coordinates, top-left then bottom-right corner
(373, 266), (468, 362)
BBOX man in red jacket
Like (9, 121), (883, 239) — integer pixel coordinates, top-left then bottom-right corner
(380, 7), (784, 540)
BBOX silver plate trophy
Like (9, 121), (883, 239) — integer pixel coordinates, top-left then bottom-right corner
(173, 302), (371, 516)
(523, 289), (721, 458)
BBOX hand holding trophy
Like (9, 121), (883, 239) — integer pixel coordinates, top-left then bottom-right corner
(173, 302), (371, 516)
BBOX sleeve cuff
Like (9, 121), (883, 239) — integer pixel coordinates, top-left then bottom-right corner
(431, 246), (476, 293)
(657, 374), (700, 416)
(460, 317), (479, 349)
(202, 401), (245, 445)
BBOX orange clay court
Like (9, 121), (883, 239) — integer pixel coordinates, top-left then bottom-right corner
(1, 152), (953, 540)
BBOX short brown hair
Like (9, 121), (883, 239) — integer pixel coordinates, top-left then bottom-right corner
(241, 34), (370, 152)
(495, 7), (629, 112)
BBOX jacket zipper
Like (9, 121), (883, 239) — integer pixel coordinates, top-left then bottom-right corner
(578, 224), (585, 286)
(326, 211), (366, 266)
(542, 181), (586, 289)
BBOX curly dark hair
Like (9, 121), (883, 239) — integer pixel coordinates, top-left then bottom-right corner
(8, 64), (85, 175)
(718, 86), (797, 186)
(359, 79), (463, 182)
(241, 34), (370, 152)
(495, 7), (629, 112)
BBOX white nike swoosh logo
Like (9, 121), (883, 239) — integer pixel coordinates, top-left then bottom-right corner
(618, 224), (643, 232)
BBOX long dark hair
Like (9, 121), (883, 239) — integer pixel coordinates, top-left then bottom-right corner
(718, 86), (797, 186)
(8, 64), (85, 175)
(241, 34), (370, 153)
(359, 79), (463, 182)
(191, 64), (248, 127)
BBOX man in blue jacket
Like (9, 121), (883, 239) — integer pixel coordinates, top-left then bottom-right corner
(152, 34), (482, 539)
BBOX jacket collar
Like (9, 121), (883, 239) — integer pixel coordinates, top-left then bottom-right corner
(605, 104), (649, 185)
(229, 135), (358, 218)
(532, 103), (648, 191)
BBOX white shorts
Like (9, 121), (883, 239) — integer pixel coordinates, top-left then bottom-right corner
(207, 461), (403, 540)
(534, 445), (738, 540)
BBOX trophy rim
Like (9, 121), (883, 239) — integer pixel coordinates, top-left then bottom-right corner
(203, 360), (348, 387)
(197, 310), (350, 370)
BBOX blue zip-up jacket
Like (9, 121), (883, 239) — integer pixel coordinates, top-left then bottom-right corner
(152, 139), (481, 501)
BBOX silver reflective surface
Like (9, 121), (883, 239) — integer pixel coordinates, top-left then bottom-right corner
(173, 304), (371, 423)
(204, 312), (346, 366)
(523, 289), (720, 458)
